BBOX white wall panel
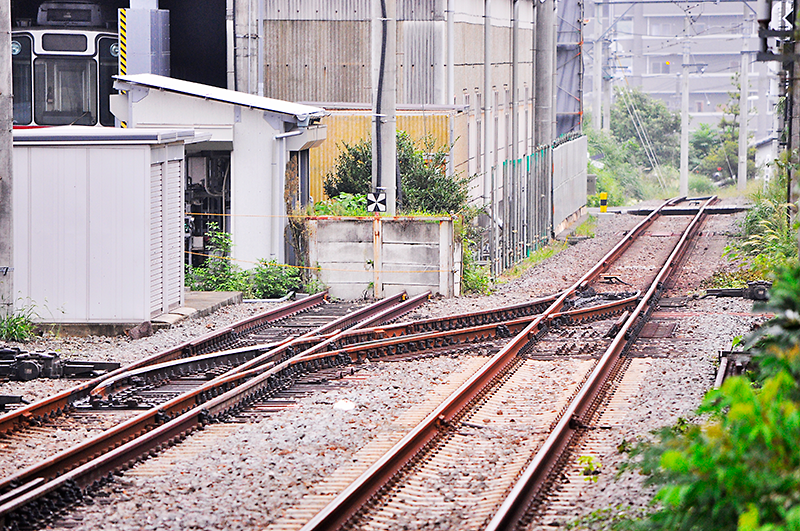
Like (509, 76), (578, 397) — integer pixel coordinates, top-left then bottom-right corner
(14, 137), (185, 324)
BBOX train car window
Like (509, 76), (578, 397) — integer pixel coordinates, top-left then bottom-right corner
(34, 57), (97, 126)
(98, 36), (117, 127)
(41, 33), (87, 52)
(11, 35), (33, 125)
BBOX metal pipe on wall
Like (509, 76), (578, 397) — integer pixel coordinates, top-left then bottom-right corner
(447, 0), (455, 105)
(226, 0), (236, 90)
(484, 0), (495, 271)
(512, 0), (520, 162)
(257, 0), (264, 97)
(246, 0), (252, 94)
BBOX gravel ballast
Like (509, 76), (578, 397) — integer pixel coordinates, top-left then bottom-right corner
(0, 201), (770, 530)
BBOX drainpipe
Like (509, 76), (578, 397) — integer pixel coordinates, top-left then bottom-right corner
(512, 0), (519, 162)
(484, 0), (495, 271)
(257, 0), (264, 96)
(226, 0), (235, 90)
(447, 0), (454, 105)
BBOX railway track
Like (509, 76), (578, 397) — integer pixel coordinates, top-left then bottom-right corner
(0, 283), (577, 528)
(0, 196), (721, 530)
(290, 196), (716, 531)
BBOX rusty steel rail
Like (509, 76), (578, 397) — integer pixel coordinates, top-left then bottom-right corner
(0, 292), (329, 436)
(89, 291), (412, 400)
(0, 293), (430, 526)
(306, 293), (640, 366)
(485, 196), (717, 531)
(89, 291), (562, 401)
(297, 198), (682, 531)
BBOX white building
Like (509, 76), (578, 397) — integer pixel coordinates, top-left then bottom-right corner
(588, 0), (777, 141)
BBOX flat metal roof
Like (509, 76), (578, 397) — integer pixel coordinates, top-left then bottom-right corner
(114, 74), (328, 123)
(13, 125), (197, 145)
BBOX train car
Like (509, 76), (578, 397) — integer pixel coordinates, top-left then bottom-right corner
(11, 1), (118, 127)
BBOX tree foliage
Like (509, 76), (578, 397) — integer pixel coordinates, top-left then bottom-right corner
(323, 131), (469, 214)
(691, 75), (757, 183)
(586, 113), (664, 206)
(610, 87), (680, 168)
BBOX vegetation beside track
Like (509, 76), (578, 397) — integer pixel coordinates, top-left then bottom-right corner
(613, 263), (800, 531)
(186, 222), (306, 299)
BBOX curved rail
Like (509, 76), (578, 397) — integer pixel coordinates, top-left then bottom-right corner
(89, 291), (562, 402)
(297, 197), (682, 531)
(485, 196), (716, 531)
(0, 292), (329, 436)
(89, 291), (412, 400)
(0, 292), (431, 526)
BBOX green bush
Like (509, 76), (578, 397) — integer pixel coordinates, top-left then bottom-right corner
(323, 140), (372, 198)
(186, 222), (250, 293)
(689, 173), (715, 195)
(622, 263), (800, 531)
(250, 260), (302, 299)
(462, 253), (492, 295)
(312, 193), (369, 216)
(322, 131), (469, 215)
(724, 169), (798, 277)
(397, 132), (469, 214)
(187, 223), (309, 298)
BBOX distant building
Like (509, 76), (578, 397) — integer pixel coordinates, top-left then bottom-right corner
(587, 0), (777, 141)
(231, 0), (583, 196)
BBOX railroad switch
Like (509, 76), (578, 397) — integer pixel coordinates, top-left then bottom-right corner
(704, 280), (772, 301)
(600, 275), (631, 286)
(0, 348), (120, 381)
(0, 395), (27, 411)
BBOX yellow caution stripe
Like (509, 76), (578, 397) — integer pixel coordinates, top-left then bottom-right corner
(118, 8), (127, 127)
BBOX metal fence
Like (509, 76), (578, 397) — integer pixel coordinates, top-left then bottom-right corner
(488, 131), (585, 275)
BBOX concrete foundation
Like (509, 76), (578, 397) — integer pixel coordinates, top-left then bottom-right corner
(307, 216), (461, 300)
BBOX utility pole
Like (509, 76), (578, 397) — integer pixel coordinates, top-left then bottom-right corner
(601, 0), (610, 133)
(536, 0), (555, 239)
(535, 0), (555, 146)
(680, 18), (689, 197)
(738, 12), (749, 192)
(372, 0), (397, 215)
(0, 0), (12, 317)
(593, 0), (602, 130)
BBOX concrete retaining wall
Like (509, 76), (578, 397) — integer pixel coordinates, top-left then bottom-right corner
(307, 217), (460, 300)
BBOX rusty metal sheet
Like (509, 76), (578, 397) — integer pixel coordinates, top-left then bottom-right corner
(639, 321), (677, 338)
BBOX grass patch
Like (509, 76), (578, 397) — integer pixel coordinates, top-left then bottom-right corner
(574, 215), (597, 238)
(701, 268), (766, 290)
(0, 304), (39, 342)
(567, 505), (650, 530)
(501, 241), (568, 280)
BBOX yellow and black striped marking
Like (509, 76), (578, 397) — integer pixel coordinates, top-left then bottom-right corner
(118, 8), (127, 127)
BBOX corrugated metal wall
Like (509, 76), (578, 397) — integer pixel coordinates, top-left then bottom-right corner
(265, 0), (371, 20)
(552, 134), (588, 231)
(309, 110), (454, 202)
(398, 20), (446, 104)
(263, 20), (372, 102)
(264, 0), (445, 21)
